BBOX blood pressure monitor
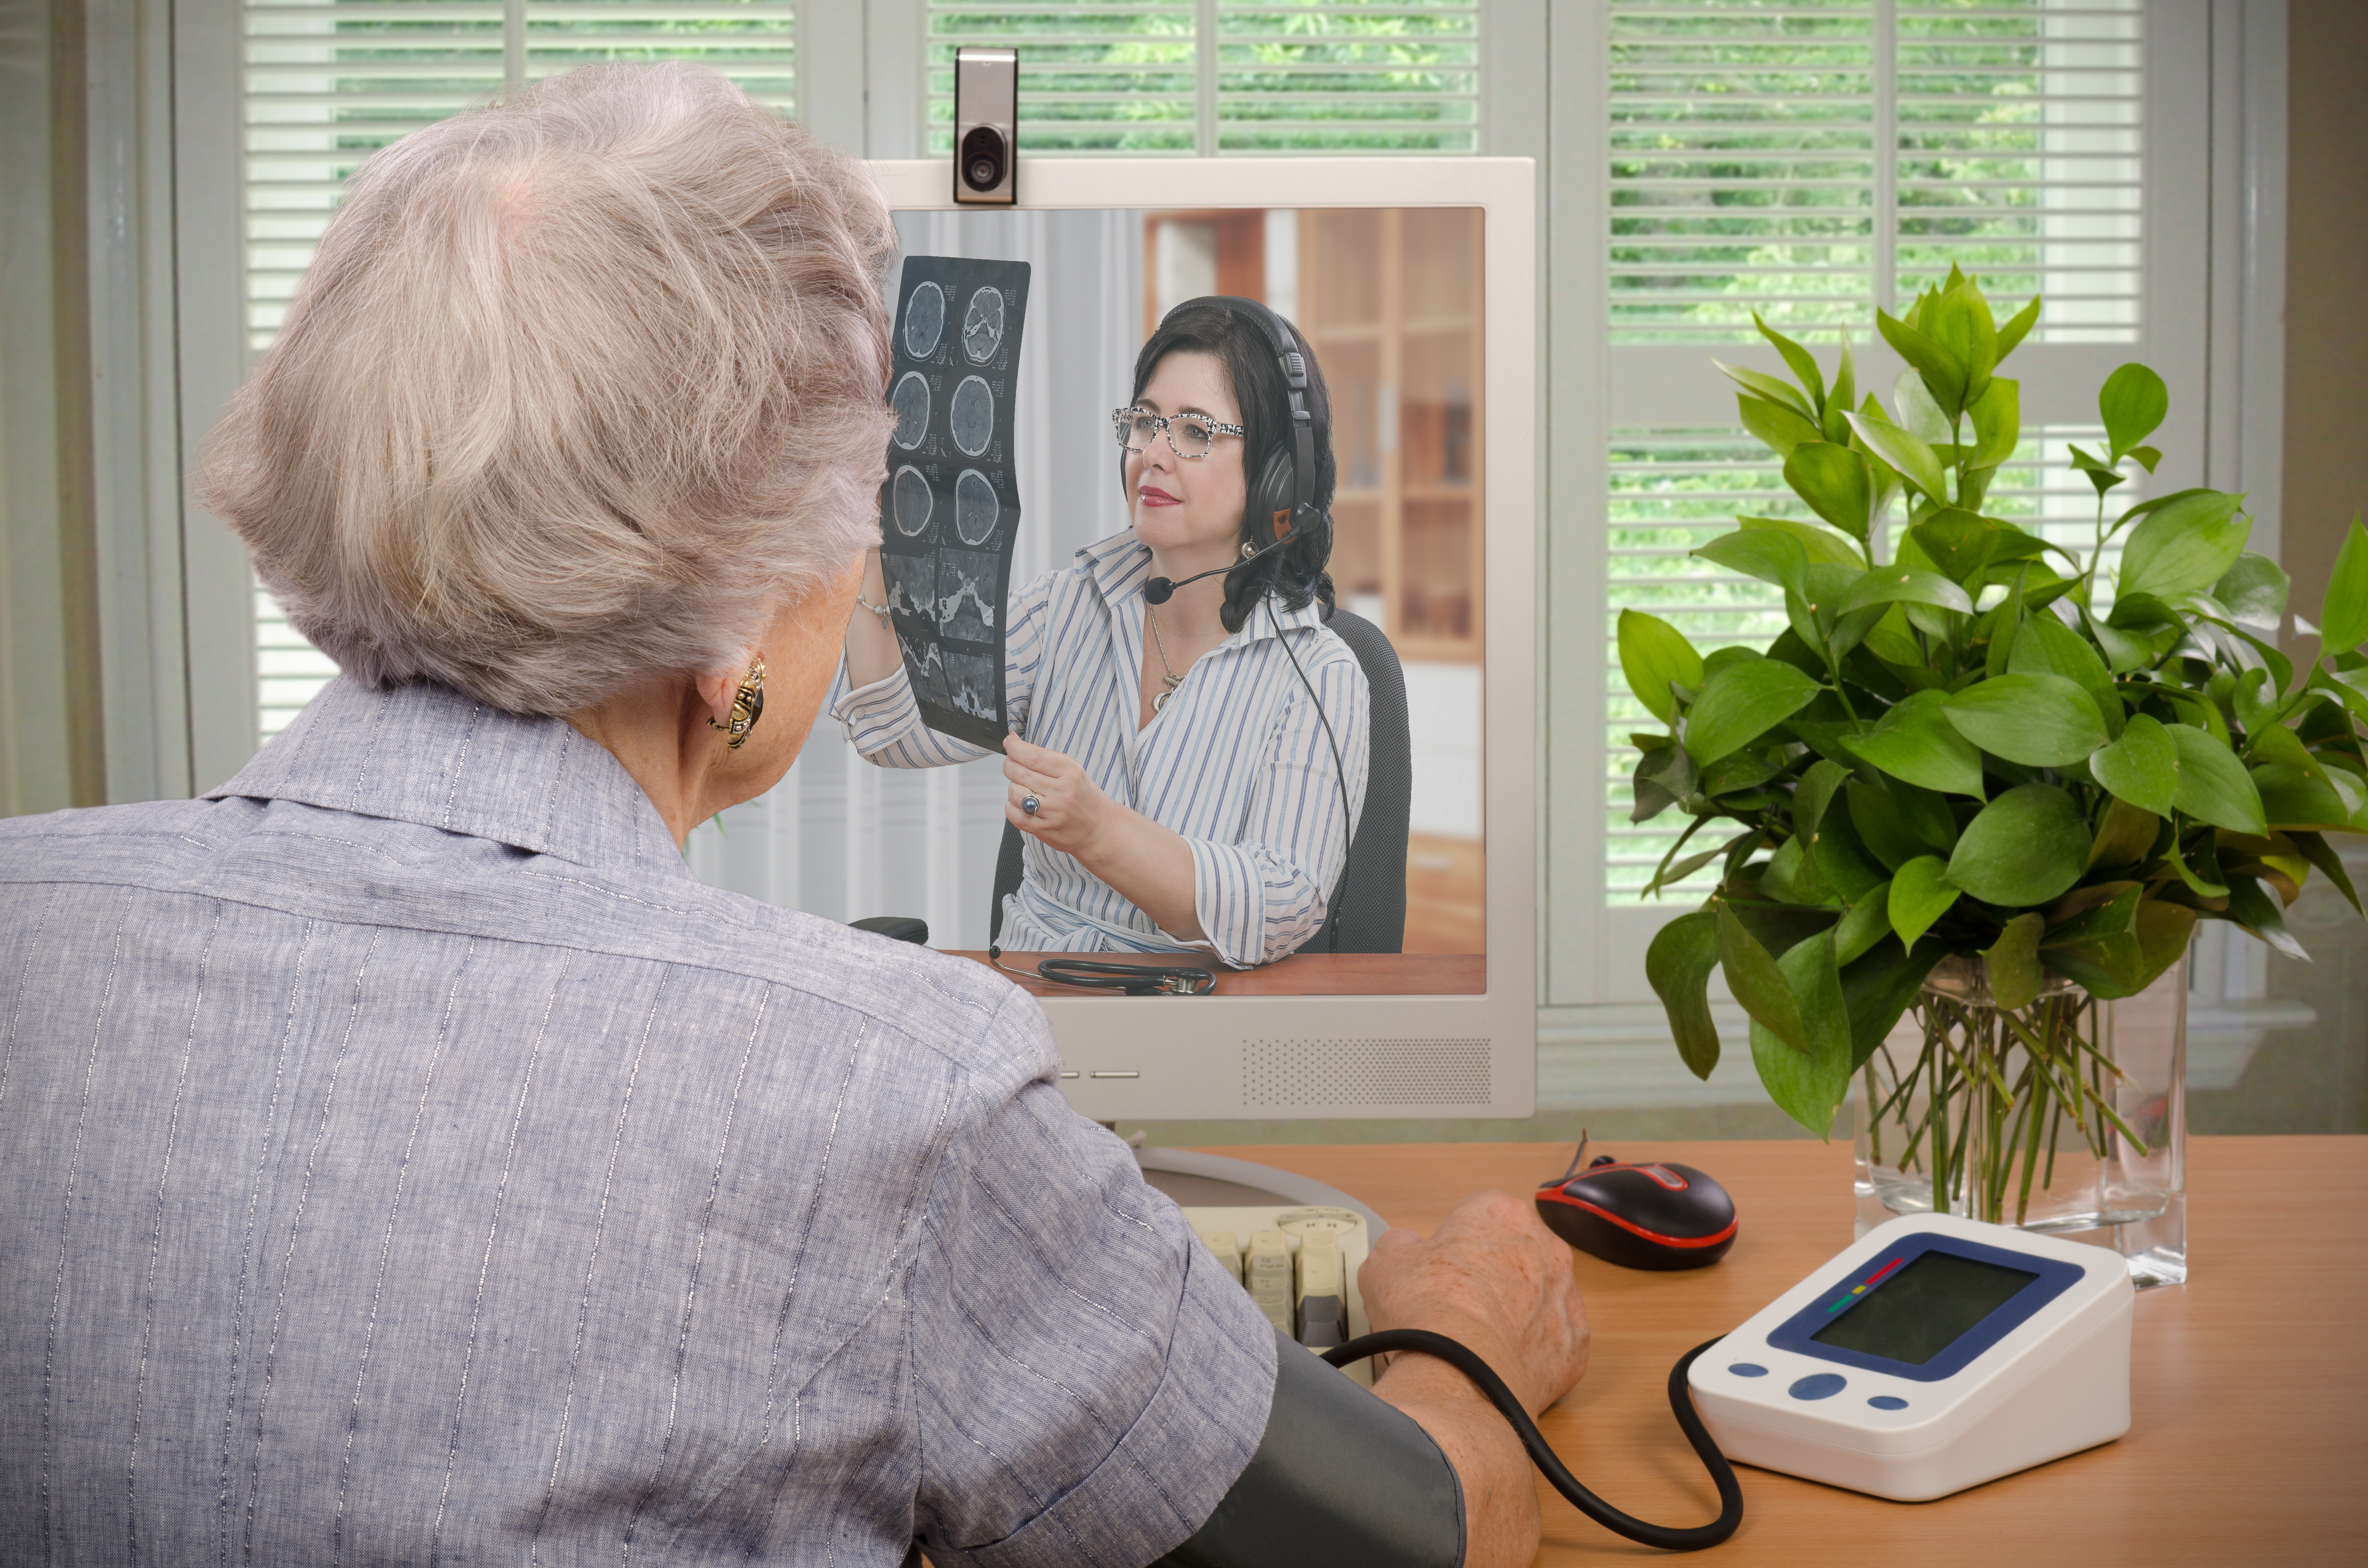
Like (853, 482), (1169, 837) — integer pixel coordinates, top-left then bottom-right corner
(1690, 1213), (2134, 1501)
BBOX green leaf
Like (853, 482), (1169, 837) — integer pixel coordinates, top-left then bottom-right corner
(1946, 784), (2092, 908)
(1924, 275), (1998, 411)
(1845, 411), (1949, 501)
(1985, 913), (2047, 1011)
(2044, 882), (2144, 947)
(2009, 614), (2123, 737)
(1738, 392), (1824, 458)
(1792, 759), (1851, 837)
(2224, 875), (2309, 962)
(2090, 713), (2180, 816)
(1844, 689), (1987, 797)
(1834, 884), (1894, 966)
(1809, 806), (1889, 902)
(1748, 931), (1855, 1137)
(1995, 294), (2042, 358)
(1824, 333), (1858, 442)
(1646, 910), (1724, 1079)
(2164, 830), (2231, 900)
(1838, 565), (1976, 618)
(1784, 442), (1877, 541)
(1684, 657), (1824, 766)
(1887, 856), (1962, 947)
(1967, 376), (2020, 468)
(1717, 902), (1805, 1053)
(2250, 763), (2358, 833)
(1715, 359), (1814, 419)
(1840, 938), (1944, 1069)
(2167, 723), (2269, 834)
(2247, 723), (2331, 791)
(1737, 515), (1866, 568)
(2119, 490), (2251, 601)
(1694, 528), (1811, 597)
(1891, 368), (1953, 445)
(2098, 362), (2169, 460)
(1877, 306), (1969, 418)
(1754, 312), (1825, 410)
(2213, 552), (2290, 635)
(1847, 778), (1949, 870)
(2289, 830), (2363, 916)
(2087, 796), (2163, 870)
(2322, 514), (2368, 653)
(1617, 609), (1705, 727)
(1943, 673), (2108, 768)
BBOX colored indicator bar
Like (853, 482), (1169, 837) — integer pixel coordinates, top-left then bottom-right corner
(1825, 1257), (1905, 1313)
(1865, 1257), (1905, 1286)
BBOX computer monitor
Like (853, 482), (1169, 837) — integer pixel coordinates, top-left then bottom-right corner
(866, 157), (1536, 1122)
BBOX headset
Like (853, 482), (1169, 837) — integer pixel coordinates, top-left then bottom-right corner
(996, 297), (1355, 988)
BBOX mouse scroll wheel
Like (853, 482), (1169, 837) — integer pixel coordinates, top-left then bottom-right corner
(1640, 1165), (1688, 1190)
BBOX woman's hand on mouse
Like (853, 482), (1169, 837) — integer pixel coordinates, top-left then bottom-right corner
(1360, 1189), (1591, 1416)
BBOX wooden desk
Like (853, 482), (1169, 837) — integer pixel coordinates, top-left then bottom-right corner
(1193, 1136), (2368, 1566)
(948, 949), (1484, 997)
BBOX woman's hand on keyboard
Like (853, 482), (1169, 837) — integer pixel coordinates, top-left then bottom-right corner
(1359, 1188), (1591, 1417)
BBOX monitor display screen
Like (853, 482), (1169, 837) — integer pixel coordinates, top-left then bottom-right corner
(884, 203), (1486, 992)
(1811, 1249), (2040, 1366)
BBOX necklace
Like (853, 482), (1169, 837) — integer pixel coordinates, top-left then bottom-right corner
(1146, 602), (1185, 713)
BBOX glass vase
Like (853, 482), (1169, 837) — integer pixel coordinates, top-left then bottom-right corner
(1852, 953), (2187, 1287)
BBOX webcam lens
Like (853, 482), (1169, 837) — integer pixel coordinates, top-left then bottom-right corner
(961, 125), (1006, 192)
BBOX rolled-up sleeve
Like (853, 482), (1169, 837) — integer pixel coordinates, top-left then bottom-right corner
(913, 1014), (1276, 1568)
(1187, 643), (1370, 967)
(832, 576), (1050, 768)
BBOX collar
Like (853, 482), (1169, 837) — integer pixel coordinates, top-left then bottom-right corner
(1073, 526), (1331, 646)
(206, 676), (688, 873)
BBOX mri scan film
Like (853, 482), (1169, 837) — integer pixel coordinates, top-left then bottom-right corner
(876, 255), (1029, 751)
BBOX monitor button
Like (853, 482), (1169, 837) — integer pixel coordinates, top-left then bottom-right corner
(1868, 1396), (1909, 1410)
(1788, 1373), (1847, 1401)
(1727, 1363), (1768, 1378)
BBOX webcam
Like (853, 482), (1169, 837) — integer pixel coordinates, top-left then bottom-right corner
(953, 47), (1017, 206)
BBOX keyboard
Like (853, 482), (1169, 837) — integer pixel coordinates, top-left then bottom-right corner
(1184, 1204), (1374, 1386)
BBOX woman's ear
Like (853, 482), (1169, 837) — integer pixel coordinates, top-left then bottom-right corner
(694, 666), (744, 730)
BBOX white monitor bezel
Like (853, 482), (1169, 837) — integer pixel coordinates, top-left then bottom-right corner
(867, 157), (1537, 1120)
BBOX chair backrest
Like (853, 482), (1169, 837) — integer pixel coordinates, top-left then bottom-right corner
(987, 603), (1411, 955)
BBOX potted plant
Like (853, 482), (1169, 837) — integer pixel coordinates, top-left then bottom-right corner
(1626, 269), (2368, 1281)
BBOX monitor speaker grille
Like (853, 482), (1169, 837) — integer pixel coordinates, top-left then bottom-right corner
(1241, 1039), (1491, 1107)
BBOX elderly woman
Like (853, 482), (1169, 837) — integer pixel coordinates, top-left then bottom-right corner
(0, 64), (1585, 1568)
(838, 298), (1370, 968)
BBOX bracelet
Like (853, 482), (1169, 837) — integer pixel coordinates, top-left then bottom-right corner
(855, 592), (891, 630)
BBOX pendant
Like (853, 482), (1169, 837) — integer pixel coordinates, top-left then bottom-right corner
(1152, 688), (1172, 714)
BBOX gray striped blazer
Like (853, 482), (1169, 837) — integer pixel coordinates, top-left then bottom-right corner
(835, 529), (1370, 966)
(0, 675), (1272, 1566)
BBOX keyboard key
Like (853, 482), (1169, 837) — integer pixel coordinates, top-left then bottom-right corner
(1246, 1230), (1294, 1334)
(1198, 1228), (1244, 1285)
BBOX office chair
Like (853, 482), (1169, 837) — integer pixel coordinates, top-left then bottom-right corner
(987, 604), (1410, 955)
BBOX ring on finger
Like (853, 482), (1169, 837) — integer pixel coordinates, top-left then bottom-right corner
(1021, 794), (1041, 816)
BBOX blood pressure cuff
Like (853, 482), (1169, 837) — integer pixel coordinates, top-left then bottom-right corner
(1150, 1325), (1465, 1568)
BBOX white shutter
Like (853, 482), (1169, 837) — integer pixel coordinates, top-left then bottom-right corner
(240, 0), (799, 738)
(923, 0), (1481, 157)
(1600, 0), (2148, 908)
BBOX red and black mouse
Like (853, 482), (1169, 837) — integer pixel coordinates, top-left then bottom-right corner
(1535, 1138), (1737, 1270)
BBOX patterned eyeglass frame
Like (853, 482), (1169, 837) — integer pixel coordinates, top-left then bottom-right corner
(1111, 405), (1248, 460)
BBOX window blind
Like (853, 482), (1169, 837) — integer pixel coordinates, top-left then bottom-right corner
(923, 0), (1481, 156)
(1602, 0), (2145, 903)
(242, 0), (798, 737)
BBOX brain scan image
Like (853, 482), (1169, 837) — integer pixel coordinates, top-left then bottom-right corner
(890, 465), (934, 538)
(890, 372), (930, 450)
(953, 469), (1001, 547)
(949, 376), (995, 458)
(962, 286), (1006, 363)
(902, 281), (946, 359)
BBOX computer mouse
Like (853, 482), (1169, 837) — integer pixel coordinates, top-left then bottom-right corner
(1535, 1141), (1737, 1270)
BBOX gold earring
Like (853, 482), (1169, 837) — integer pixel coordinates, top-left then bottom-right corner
(707, 660), (767, 749)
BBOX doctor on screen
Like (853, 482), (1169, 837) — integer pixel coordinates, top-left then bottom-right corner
(837, 296), (1370, 966)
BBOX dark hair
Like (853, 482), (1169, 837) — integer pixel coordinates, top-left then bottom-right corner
(1130, 297), (1336, 635)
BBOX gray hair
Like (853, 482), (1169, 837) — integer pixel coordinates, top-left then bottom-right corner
(200, 62), (896, 714)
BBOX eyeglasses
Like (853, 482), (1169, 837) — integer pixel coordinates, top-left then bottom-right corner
(1111, 406), (1246, 460)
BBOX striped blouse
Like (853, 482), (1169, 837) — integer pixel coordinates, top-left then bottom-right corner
(834, 528), (1369, 967)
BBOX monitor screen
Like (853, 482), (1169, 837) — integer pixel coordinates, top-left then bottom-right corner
(1812, 1250), (2040, 1366)
(860, 156), (1537, 1122)
(884, 201), (1486, 990)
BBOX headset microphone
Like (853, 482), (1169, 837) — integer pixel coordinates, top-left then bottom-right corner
(1143, 522), (1297, 605)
